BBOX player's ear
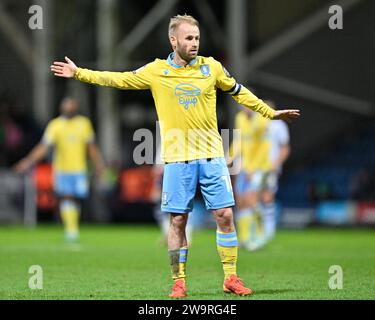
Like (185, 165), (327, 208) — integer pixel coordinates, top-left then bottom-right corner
(169, 35), (177, 50)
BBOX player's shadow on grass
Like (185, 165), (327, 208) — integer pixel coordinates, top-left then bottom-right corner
(185, 288), (295, 298)
(254, 288), (295, 295)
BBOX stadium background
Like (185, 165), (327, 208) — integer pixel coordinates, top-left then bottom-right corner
(1, 0), (374, 226)
(0, 0), (374, 300)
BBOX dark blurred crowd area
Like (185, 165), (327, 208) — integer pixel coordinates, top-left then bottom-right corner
(306, 166), (375, 204)
(349, 167), (375, 201)
(0, 93), (42, 167)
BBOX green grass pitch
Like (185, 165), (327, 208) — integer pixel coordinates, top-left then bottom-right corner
(0, 224), (374, 300)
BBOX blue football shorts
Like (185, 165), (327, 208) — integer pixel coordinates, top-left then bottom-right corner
(235, 170), (265, 194)
(235, 170), (279, 194)
(161, 157), (235, 213)
(264, 171), (279, 194)
(54, 172), (89, 199)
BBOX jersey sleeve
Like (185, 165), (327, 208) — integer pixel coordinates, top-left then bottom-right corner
(74, 61), (155, 90)
(213, 59), (275, 119)
(42, 121), (57, 146)
(213, 59), (237, 93)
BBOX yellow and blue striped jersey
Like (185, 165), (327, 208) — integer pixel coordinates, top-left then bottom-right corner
(231, 110), (272, 172)
(74, 53), (275, 162)
(42, 115), (94, 172)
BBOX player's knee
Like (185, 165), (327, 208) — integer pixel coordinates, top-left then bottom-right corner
(170, 214), (187, 229)
(237, 192), (257, 208)
(248, 192), (259, 206)
(238, 199), (253, 209)
(262, 191), (274, 204)
(214, 208), (233, 223)
(236, 196), (245, 209)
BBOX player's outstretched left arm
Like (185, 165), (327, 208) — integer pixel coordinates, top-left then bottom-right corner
(214, 60), (301, 121)
(273, 109), (300, 122)
(50, 57), (77, 78)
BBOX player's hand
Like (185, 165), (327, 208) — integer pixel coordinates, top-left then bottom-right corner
(226, 157), (234, 168)
(13, 158), (32, 174)
(273, 109), (300, 122)
(50, 56), (77, 78)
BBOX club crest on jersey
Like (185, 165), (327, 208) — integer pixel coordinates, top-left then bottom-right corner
(200, 64), (210, 77)
(174, 83), (201, 110)
(164, 69), (169, 76)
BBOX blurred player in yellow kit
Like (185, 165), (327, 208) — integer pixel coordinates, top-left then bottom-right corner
(261, 100), (291, 245)
(229, 100), (291, 251)
(50, 14), (300, 298)
(15, 97), (105, 242)
(228, 106), (272, 251)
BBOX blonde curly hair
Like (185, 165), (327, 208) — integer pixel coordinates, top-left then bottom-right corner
(168, 14), (199, 37)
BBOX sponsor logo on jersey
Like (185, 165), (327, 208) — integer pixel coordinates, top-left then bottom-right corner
(174, 83), (201, 110)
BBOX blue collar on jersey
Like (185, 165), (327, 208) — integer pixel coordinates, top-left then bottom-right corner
(167, 52), (197, 68)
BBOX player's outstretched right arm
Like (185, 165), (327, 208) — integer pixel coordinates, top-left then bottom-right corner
(50, 57), (152, 90)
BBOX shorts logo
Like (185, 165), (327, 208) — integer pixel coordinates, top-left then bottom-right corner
(162, 192), (168, 205)
(200, 64), (210, 77)
(174, 83), (201, 110)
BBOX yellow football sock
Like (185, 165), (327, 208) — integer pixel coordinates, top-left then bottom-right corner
(237, 214), (252, 244)
(169, 249), (180, 280)
(169, 247), (188, 281)
(216, 231), (238, 279)
(60, 200), (79, 235)
(178, 247), (188, 280)
(254, 206), (264, 238)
